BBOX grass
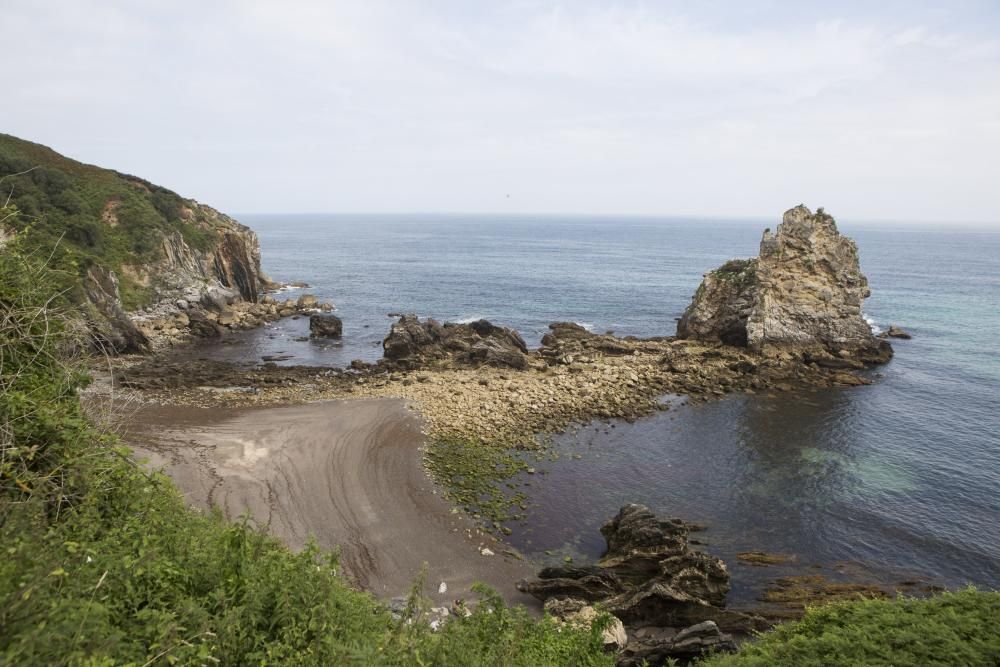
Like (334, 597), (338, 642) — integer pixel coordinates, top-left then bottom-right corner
(701, 588), (1000, 667)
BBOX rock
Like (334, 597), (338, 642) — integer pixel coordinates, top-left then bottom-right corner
(309, 313), (343, 338)
(296, 294), (319, 310)
(885, 325), (912, 339)
(678, 206), (892, 363)
(82, 266), (150, 352)
(382, 315), (529, 369)
(519, 505), (759, 664)
(543, 597), (627, 649)
(175, 299), (189, 310)
(201, 285), (238, 311)
(618, 620), (736, 667)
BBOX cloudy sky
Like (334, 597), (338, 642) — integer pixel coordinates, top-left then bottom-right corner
(6, 1), (999, 224)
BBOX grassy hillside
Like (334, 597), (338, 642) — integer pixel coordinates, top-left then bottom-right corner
(0, 134), (227, 309)
(0, 214), (614, 666)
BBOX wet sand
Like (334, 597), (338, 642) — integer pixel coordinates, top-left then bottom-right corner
(125, 397), (538, 609)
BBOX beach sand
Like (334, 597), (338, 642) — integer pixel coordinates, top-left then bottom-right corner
(125, 397), (538, 609)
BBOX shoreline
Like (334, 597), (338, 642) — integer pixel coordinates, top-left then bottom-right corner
(124, 397), (539, 609)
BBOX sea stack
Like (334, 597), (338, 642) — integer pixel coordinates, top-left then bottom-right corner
(678, 205), (890, 360)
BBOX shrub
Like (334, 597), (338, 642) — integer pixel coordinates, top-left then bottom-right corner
(701, 588), (1000, 667)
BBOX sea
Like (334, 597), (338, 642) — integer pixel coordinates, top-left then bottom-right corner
(185, 213), (1000, 606)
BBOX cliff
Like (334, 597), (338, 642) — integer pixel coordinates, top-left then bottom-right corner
(0, 134), (271, 351)
(678, 205), (890, 360)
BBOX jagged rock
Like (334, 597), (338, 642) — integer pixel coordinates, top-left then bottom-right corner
(519, 505), (759, 665)
(309, 313), (343, 338)
(678, 206), (892, 362)
(382, 315), (529, 369)
(618, 620), (736, 667)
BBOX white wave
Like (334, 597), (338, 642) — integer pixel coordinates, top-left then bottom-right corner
(451, 315), (484, 324)
(574, 322), (595, 331)
(864, 313), (883, 335)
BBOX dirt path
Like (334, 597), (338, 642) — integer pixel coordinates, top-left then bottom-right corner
(125, 398), (538, 609)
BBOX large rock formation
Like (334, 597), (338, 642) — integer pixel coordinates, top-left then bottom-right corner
(382, 315), (529, 369)
(518, 505), (764, 665)
(678, 206), (890, 361)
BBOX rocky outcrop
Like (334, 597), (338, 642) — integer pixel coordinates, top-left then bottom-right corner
(382, 315), (529, 369)
(519, 505), (763, 665)
(82, 266), (150, 353)
(309, 313), (343, 338)
(678, 206), (891, 362)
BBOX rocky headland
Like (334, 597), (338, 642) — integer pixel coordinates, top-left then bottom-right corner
(0, 133), (333, 353)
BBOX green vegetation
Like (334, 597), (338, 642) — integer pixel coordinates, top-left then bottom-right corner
(702, 588), (1000, 667)
(0, 221), (613, 666)
(0, 134), (229, 309)
(424, 436), (533, 531)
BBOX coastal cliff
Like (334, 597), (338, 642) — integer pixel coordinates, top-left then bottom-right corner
(0, 133), (272, 351)
(678, 205), (890, 360)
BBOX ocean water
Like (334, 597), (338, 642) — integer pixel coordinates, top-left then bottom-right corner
(187, 214), (1000, 604)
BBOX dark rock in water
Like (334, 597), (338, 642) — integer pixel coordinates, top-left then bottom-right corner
(382, 314), (528, 369)
(678, 205), (892, 364)
(309, 313), (343, 338)
(518, 504), (764, 665)
(885, 325), (912, 339)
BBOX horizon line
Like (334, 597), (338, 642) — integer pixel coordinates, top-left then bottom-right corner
(231, 210), (1000, 229)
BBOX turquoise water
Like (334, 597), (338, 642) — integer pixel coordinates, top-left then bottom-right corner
(191, 214), (1000, 602)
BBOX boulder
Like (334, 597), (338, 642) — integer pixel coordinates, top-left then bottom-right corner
(296, 293), (319, 310)
(382, 315), (529, 369)
(678, 206), (891, 362)
(309, 313), (343, 338)
(885, 325), (912, 339)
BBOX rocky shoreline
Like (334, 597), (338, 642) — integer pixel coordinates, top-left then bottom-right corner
(85, 205), (915, 665)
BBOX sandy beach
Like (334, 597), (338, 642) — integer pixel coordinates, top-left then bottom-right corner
(125, 397), (538, 609)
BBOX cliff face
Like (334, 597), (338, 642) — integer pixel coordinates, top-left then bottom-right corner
(0, 134), (271, 352)
(678, 205), (888, 358)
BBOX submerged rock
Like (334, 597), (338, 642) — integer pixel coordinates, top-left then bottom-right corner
(678, 205), (892, 361)
(885, 325), (912, 339)
(519, 505), (763, 665)
(382, 315), (529, 369)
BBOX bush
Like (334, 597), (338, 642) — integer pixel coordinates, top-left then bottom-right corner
(701, 588), (1000, 667)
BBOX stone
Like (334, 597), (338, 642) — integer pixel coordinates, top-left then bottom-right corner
(678, 205), (892, 362)
(296, 294), (319, 310)
(309, 314), (343, 338)
(519, 505), (759, 664)
(382, 315), (529, 370)
(543, 598), (628, 649)
(885, 325), (912, 339)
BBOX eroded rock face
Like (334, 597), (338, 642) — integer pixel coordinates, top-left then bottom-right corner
(678, 206), (889, 359)
(83, 266), (150, 353)
(519, 505), (762, 665)
(382, 315), (529, 369)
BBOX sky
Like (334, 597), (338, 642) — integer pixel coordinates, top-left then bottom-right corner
(5, 0), (1000, 225)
